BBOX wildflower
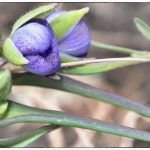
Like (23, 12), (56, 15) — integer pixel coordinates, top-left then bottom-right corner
(11, 19), (60, 75)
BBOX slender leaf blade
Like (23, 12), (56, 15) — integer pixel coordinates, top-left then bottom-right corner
(134, 18), (150, 41)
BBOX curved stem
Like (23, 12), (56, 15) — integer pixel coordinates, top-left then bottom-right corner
(12, 73), (150, 118)
(0, 112), (150, 142)
(61, 57), (150, 68)
(1, 100), (150, 142)
(0, 124), (59, 147)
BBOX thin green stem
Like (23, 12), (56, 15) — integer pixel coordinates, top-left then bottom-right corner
(12, 73), (150, 118)
(61, 57), (150, 68)
(91, 40), (149, 56)
(0, 124), (59, 147)
(0, 100), (150, 142)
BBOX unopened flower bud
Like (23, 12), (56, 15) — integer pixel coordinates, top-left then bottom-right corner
(46, 11), (90, 57)
(11, 19), (60, 75)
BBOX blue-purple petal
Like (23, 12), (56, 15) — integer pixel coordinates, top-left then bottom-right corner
(12, 22), (51, 55)
(12, 19), (60, 75)
(58, 20), (90, 57)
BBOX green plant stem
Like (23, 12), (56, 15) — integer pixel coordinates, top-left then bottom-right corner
(60, 57), (149, 75)
(91, 40), (150, 56)
(61, 57), (150, 68)
(0, 124), (59, 147)
(12, 73), (150, 118)
(0, 100), (150, 142)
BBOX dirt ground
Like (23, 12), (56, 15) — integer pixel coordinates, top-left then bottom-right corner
(0, 3), (150, 147)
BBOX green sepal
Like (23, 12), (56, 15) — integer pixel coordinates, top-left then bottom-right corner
(10, 3), (57, 36)
(0, 101), (8, 119)
(50, 7), (89, 40)
(0, 70), (11, 100)
(3, 38), (29, 65)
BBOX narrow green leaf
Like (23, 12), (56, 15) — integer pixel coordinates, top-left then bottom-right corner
(3, 38), (29, 65)
(12, 73), (150, 118)
(11, 4), (56, 36)
(0, 124), (59, 147)
(50, 7), (89, 39)
(0, 100), (150, 142)
(60, 59), (142, 75)
(0, 70), (11, 100)
(134, 18), (150, 41)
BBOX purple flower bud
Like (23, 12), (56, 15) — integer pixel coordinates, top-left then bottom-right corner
(59, 20), (90, 57)
(45, 11), (90, 57)
(11, 19), (60, 75)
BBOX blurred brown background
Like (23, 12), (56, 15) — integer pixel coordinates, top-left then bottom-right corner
(0, 3), (150, 147)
